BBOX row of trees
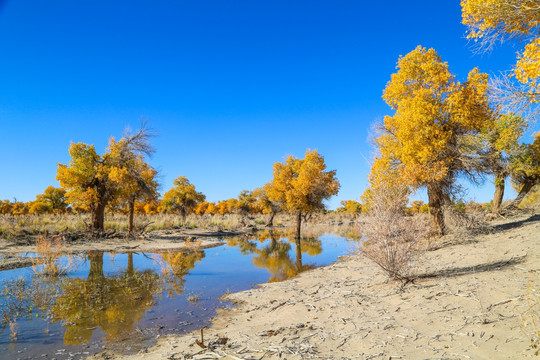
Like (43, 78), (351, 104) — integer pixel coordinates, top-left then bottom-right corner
(6, 118), (339, 239)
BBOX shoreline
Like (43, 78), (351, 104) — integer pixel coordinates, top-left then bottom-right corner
(90, 211), (540, 360)
(0, 227), (260, 255)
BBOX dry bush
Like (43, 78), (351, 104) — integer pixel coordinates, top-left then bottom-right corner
(443, 204), (490, 236)
(360, 185), (430, 281)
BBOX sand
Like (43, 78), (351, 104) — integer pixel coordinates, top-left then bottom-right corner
(86, 211), (540, 359)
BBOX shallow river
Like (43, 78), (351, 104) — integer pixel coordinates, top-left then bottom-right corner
(0, 230), (355, 360)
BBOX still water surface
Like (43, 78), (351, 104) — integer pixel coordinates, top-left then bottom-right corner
(0, 231), (354, 359)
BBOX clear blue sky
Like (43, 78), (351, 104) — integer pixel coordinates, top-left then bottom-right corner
(0, 1), (529, 209)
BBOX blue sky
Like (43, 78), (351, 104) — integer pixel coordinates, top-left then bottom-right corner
(0, 1), (530, 209)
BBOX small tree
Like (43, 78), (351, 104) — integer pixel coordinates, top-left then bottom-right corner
(57, 143), (110, 230)
(162, 176), (206, 222)
(476, 113), (527, 213)
(194, 201), (210, 215)
(267, 149), (340, 239)
(252, 184), (282, 226)
(509, 132), (540, 207)
(336, 200), (362, 216)
(107, 132), (159, 235)
(35, 186), (68, 214)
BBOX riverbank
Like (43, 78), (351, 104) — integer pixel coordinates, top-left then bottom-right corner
(90, 210), (540, 360)
(0, 227), (254, 254)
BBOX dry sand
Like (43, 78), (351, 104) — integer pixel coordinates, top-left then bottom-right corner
(88, 211), (539, 359)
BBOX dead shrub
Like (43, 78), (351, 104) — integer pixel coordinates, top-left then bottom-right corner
(443, 204), (489, 234)
(360, 184), (430, 281)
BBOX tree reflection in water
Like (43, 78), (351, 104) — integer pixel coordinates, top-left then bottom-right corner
(231, 230), (322, 282)
(50, 248), (205, 346)
(50, 251), (159, 345)
(156, 249), (205, 298)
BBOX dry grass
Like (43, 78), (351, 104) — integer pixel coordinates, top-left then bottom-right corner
(0, 213), (273, 238)
(298, 214), (360, 240)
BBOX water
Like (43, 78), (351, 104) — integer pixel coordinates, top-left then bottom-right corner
(0, 231), (354, 359)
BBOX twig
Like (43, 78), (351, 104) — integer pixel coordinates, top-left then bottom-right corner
(486, 297), (521, 312)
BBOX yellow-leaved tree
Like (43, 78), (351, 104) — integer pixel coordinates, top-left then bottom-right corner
(336, 200), (362, 216)
(376, 46), (492, 234)
(252, 183), (282, 226)
(477, 113), (527, 213)
(57, 124), (156, 232)
(266, 149), (340, 239)
(29, 186), (68, 214)
(461, 0), (540, 116)
(107, 134), (159, 235)
(57, 142), (111, 230)
(509, 132), (540, 207)
(162, 176), (206, 222)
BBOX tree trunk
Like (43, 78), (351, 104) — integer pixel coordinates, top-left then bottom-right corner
(492, 173), (505, 214)
(295, 211), (302, 240)
(88, 251), (104, 281)
(427, 183), (446, 236)
(127, 252), (134, 277)
(180, 208), (187, 224)
(128, 200), (135, 236)
(91, 200), (106, 232)
(266, 212), (275, 227)
(295, 238), (303, 270)
(509, 180), (536, 209)
(269, 231), (278, 251)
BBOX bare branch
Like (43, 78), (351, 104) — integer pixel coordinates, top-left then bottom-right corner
(489, 73), (540, 124)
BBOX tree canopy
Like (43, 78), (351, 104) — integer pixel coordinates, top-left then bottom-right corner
(162, 176), (206, 221)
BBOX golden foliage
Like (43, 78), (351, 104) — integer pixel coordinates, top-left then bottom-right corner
(510, 132), (540, 187)
(56, 142), (105, 211)
(336, 200), (362, 215)
(461, 0), (540, 102)
(266, 149), (340, 215)
(378, 46), (492, 187)
(162, 176), (206, 219)
(34, 186), (68, 214)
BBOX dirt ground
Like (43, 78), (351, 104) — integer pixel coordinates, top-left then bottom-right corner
(87, 210), (540, 360)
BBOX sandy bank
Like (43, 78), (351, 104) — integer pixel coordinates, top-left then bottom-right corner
(0, 228), (260, 254)
(91, 212), (540, 359)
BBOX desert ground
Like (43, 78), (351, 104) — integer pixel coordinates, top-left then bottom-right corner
(87, 210), (540, 360)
